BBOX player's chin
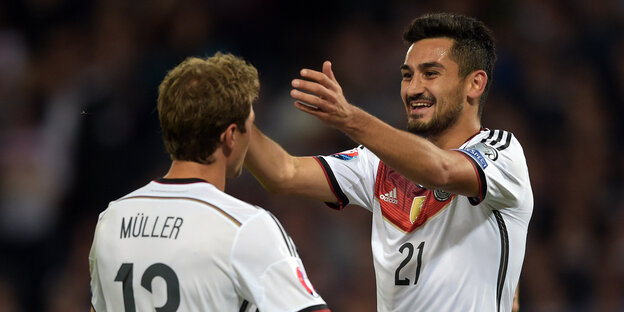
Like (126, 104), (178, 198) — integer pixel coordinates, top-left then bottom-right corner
(407, 120), (430, 135)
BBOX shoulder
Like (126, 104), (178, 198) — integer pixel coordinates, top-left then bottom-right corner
(463, 129), (526, 162)
(319, 145), (380, 167)
(470, 129), (524, 151)
(232, 209), (298, 261)
(108, 180), (267, 226)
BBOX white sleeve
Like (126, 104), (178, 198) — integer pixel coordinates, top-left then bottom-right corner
(231, 211), (329, 312)
(315, 146), (378, 211)
(457, 131), (533, 212)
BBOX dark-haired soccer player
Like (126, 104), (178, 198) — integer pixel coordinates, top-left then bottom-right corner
(246, 13), (532, 312)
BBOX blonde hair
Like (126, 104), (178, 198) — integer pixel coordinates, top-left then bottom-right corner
(157, 52), (259, 164)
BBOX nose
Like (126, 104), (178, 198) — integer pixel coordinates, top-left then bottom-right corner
(405, 77), (425, 97)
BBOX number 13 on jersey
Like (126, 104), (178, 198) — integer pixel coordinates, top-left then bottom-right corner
(115, 262), (180, 312)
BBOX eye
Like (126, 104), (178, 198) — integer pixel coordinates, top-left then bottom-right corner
(401, 72), (412, 79)
(423, 71), (439, 79)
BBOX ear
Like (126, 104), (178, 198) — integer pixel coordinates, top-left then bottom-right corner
(220, 124), (238, 155)
(465, 70), (487, 104)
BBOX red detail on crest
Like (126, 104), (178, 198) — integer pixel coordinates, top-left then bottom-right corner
(374, 162), (454, 232)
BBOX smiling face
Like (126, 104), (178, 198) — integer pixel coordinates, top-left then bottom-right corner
(400, 37), (467, 138)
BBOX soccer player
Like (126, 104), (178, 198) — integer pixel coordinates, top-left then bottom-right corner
(88, 53), (330, 312)
(245, 13), (533, 312)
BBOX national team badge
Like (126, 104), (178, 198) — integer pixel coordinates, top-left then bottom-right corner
(296, 267), (319, 297)
(329, 148), (359, 161)
(433, 189), (452, 202)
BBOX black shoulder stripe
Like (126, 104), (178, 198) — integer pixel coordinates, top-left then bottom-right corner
(496, 132), (513, 151)
(267, 212), (297, 257)
(239, 300), (249, 312)
(495, 129), (504, 144)
(482, 130), (513, 151)
(481, 129), (496, 143)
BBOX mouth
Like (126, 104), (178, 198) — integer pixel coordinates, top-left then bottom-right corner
(408, 101), (434, 115)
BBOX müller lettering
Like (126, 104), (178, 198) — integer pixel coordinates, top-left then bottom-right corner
(120, 213), (183, 239)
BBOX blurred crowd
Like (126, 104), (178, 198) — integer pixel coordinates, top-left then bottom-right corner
(0, 0), (623, 311)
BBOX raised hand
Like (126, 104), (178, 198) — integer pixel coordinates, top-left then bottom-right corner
(290, 61), (360, 130)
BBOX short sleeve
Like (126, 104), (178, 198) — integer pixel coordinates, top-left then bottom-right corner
(457, 131), (533, 211)
(231, 211), (328, 312)
(315, 146), (379, 211)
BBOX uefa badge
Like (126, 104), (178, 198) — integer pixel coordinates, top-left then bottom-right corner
(296, 267), (319, 297)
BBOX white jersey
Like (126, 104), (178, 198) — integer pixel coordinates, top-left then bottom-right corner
(316, 129), (533, 312)
(89, 178), (329, 312)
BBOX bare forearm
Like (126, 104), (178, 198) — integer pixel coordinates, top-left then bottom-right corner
(342, 109), (454, 189)
(245, 125), (336, 202)
(245, 125), (297, 193)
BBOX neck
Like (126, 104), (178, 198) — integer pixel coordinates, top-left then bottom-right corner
(164, 160), (226, 191)
(428, 115), (481, 150)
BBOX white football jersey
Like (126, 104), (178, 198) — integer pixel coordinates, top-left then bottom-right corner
(89, 178), (329, 312)
(316, 129), (533, 312)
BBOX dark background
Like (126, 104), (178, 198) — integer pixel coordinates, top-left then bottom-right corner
(0, 0), (623, 311)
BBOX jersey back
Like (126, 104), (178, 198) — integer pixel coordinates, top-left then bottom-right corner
(89, 179), (328, 312)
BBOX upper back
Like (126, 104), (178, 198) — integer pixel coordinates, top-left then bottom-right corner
(90, 178), (265, 311)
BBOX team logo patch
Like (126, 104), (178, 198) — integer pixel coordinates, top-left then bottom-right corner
(433, 189), (452, 202)
(330, 148), (359, 161)
(463, 149), (488, 169)
(296, 267), (319, 297)
(379, 188), (398, 204)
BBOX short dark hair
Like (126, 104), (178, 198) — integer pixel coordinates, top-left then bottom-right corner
(157, 52), (259, 164)
(403, 13), (496, 112)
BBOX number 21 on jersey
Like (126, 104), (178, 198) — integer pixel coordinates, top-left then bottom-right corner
(394, 241), (425, 286)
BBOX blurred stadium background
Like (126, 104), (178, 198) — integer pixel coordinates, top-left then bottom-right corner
(0, 0), (623, 311)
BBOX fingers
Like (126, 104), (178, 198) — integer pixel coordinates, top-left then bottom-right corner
(290, 88), (333, 112)
(291, 78), (333, 98)
(290, 61), (342, 116)
(298, 67), (337, 91)
(294, 100), (329, 119)
(322, 61), (336, 82)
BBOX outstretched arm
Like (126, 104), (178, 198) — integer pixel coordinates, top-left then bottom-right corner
(290, 61), (479, 197)
(245, 124), (338, 203)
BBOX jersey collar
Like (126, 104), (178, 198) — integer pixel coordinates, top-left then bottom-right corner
(154, 177), (208, 184)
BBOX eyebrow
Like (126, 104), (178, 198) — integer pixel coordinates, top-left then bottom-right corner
(419, 62), (445, 71)
(400, 62), (446, 71)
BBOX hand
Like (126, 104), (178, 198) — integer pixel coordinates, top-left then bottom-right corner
(290, 61), (358, 130)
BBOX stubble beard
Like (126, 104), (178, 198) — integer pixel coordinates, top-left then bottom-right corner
(406, 88), (464, 138)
